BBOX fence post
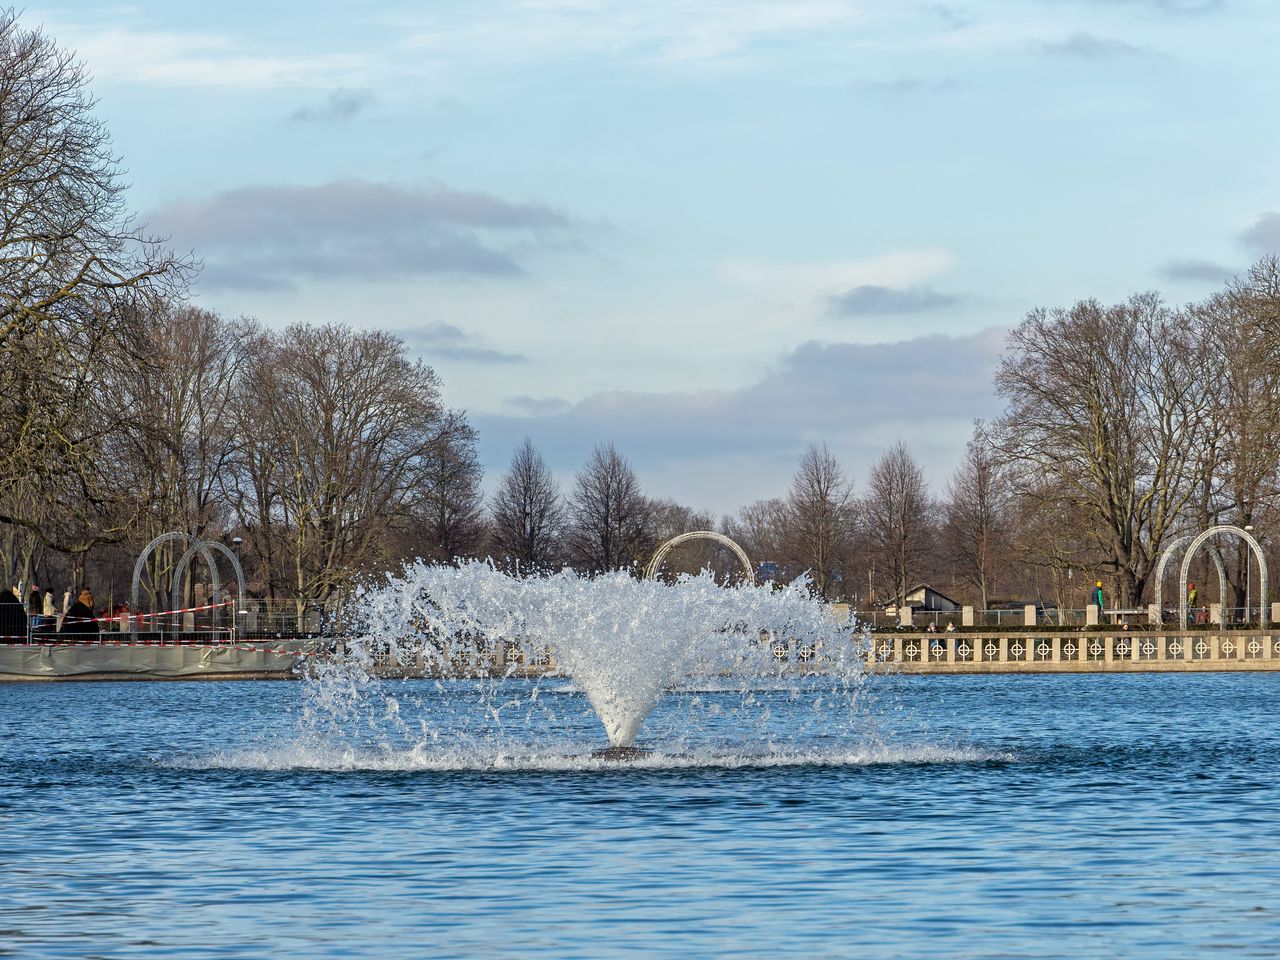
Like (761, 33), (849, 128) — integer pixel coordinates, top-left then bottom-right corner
(1023, 605), (1037, 627)
(1210, 603), (1223, 627)
(898, 606), (913, 628)
(962, 605), (975, 627)
(1086, 604), (1099, 626)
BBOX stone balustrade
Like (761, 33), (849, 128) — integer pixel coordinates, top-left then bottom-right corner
(870, 631), (1280, 672)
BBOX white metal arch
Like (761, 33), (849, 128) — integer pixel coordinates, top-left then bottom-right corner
(170, 539), (247, 627)
(643, 531), (754, 583)
(1153, 533), (1228, 622)
(1178, 525), (1268, 629)
(131, 533), (215, 635)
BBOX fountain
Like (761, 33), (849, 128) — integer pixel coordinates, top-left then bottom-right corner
(318, 561), (868, 759)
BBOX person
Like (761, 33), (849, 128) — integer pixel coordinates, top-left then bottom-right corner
(945, 621), (957, 633)
(41, 589), (55, 631)
(60, 589), (100, 637)
(1093, 581), (1104, 610)
(27, 584), (43, 627)
(1189, 582), (1208, 624)
(27, 585), (47, 636)
(0, 585), (27, 641)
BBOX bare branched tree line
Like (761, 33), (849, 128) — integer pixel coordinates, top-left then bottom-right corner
(720, 259), (1280, 611)
(3, 9), (1280, 617)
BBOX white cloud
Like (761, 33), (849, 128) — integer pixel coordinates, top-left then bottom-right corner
(475, 327), (1005, 513)
(720, 249), (957, 310)
(401, 0), (867, 66)
(399, 323), (527, 365)
(1240, 212), (1280, 254)
(148, 179), (580, 290)
(287, 88), (376, 123)
(45, 22), (368, 89)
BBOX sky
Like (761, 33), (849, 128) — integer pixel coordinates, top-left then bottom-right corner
(30, 0), (1280, 515)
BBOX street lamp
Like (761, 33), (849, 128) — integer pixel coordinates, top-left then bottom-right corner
(1245, 525), (1255, 625)
(230, 536), (246, 637)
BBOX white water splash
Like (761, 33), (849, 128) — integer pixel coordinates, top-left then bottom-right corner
(313, 562), (870, 750)
(177, 742), (1007, 773)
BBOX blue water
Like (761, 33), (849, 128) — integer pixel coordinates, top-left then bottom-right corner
(3, 673), (1279, 958)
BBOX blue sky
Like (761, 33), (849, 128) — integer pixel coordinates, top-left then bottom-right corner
(32, 0), (1280, 513)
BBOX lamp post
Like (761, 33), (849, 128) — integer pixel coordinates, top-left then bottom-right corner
(1245, 525), (1254, 626)
(231, 536), (244, 639)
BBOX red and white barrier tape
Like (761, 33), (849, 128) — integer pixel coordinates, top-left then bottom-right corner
(58, 600), (237, 626)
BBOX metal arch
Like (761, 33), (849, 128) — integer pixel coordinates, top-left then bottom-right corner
(1178, 525), (1269, 629)
(169, 539), (247, 625)
(643, 531), (754, 583)
(1153, 533), (1228, 622)
(130, 532), (212, 635)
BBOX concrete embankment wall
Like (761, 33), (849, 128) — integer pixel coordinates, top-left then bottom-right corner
(0, 640), (317, 681)
(10, 632), (1280, 680)
(358, 630), (1280, 679)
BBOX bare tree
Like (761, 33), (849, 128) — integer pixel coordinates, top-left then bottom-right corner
(0, 11), (187, 350)
(863, 442), (932, 605)
(0, 12), (188, 577)
(943, 425), (1011, 610)
(648, 499), (716, 544)
(1237, 254), (1280, 361)
(490, 438), (564, 572)
(994, 293), (1222, 605)
(567, 444), (651, 573)
(415, 410), (485, 564)
(116, 305), (252, 606)
(785, 443), (854, 599)
(229, 324), (451, 604)
(1008, 478), (1103, 618)
(723, 498), (789, 570)
(645, 498), (727, 579)
(1192, 263), (1280, 610)
(0, 298), (146, 566)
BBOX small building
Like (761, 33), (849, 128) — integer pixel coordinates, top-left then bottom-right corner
(885, 584), (961, 614)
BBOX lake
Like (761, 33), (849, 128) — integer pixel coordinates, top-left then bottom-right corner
(2, 673), (1278, 958)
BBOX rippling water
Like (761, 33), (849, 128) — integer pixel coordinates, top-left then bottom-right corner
(3, 673), (1279, 958)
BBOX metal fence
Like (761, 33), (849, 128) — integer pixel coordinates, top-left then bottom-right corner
(854, 608), (1095, 631)
(7, 598), (335, 645)
(851, 605), (1279, 631)
(233, 599), (332, 638)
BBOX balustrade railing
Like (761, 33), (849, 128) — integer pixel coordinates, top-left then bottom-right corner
(861, 631), (1280, 667)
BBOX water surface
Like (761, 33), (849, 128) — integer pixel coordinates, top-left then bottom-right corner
(2, 674), (1278, 958)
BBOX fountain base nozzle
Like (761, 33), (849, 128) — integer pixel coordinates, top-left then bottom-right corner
(591, 745), (653, 762)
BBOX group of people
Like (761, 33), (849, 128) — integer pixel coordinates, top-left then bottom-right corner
(0, 585), (102, 640)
